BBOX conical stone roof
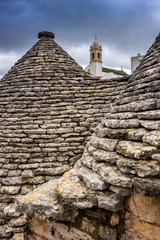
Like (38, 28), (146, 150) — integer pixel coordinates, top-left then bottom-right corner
(17, 32), (160, 226)
(0, 31), (91, 187)
(1, 31), (86, 83)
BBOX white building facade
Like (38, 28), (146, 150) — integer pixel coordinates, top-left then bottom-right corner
(85, 37), (127, 79)
(131, 53), (144, 73)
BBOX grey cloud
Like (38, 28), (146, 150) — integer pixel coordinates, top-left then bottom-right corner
(0, 0), (159, 76)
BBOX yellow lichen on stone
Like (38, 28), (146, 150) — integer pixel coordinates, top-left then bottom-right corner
(102, 88), (110, 91)
(41, 190), (48, 194)
(56, 169), (87, 198)
(25, 197), (32, 204)
(49, 87), (55, 90)
(28, 190), (37, 195)
(32, 197), (39, 202)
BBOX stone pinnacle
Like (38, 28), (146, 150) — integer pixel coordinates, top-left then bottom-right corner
(38, 31), (54, 39)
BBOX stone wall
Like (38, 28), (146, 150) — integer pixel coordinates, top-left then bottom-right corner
(0, 31), (129, 239)
(15, 32), (160, 240)
(122, 193), (160, 240)
(0, 75), (128, 239)
(2, 31), (160, 240)
(24, 193), (160, 240)
(24, 208), (121, 240)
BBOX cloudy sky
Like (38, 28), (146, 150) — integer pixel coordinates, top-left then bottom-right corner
(0, 0), (160, 78)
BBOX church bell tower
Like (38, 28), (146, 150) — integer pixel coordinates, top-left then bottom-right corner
(89, 35), (102, 77)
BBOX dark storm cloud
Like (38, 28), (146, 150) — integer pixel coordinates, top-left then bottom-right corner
(0, 0), (159, 48)
(0, 0), (159, 77)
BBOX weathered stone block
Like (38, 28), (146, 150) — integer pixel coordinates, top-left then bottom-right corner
(105, 119), (140, 129)
(116, 141), (157, 160)
(98, 224), (117, 240)
(93, 150), (121, 164)
(18, 163), (40, 169)
(111, 99), (157, 113)
(3, 203), (21, 217)
(0, 169), (8, 176)
(142, 130), (160, 147)
(21, 170), (34, 178)
(11, 233), (24, 240)
(57, 169), (98, 209)
(152, 153), (160, 162)
(78, 167), (108, 190)
(0, 225), (12, 238)
(81, 152), (94, 169)
(34, 165), (71, 176)
(97, 191), (124, 211)
(110, 213), (120, 226)
(9, 215), (27, 227)
(137, 110), (160, 120)
(125, 193), (160, 226)
(92, 161), (133, 188)
(81, 217), (96, 235)
(110, 185), (131, 196)
(107, 112), (137, 119)
(28, 217), (94, 240)
(90, 136), (118, 151)
(0, 186), (21, 195)
(8, 170), (22, 177)
(134, 177), (160, 197)
(124, 212), (160, 240)
(140, 120), (160, 130)
(117, 158), (160, 177)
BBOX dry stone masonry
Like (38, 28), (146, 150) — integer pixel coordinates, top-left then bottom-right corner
(1, 31), (160, 239)
(0, 31), (129, 239)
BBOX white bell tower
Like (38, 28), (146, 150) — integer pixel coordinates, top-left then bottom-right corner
(89, 35), (102, 77)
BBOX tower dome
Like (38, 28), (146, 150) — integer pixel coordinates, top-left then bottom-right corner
(91, 35), (101, 49)
(92, 38), (100, 49)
